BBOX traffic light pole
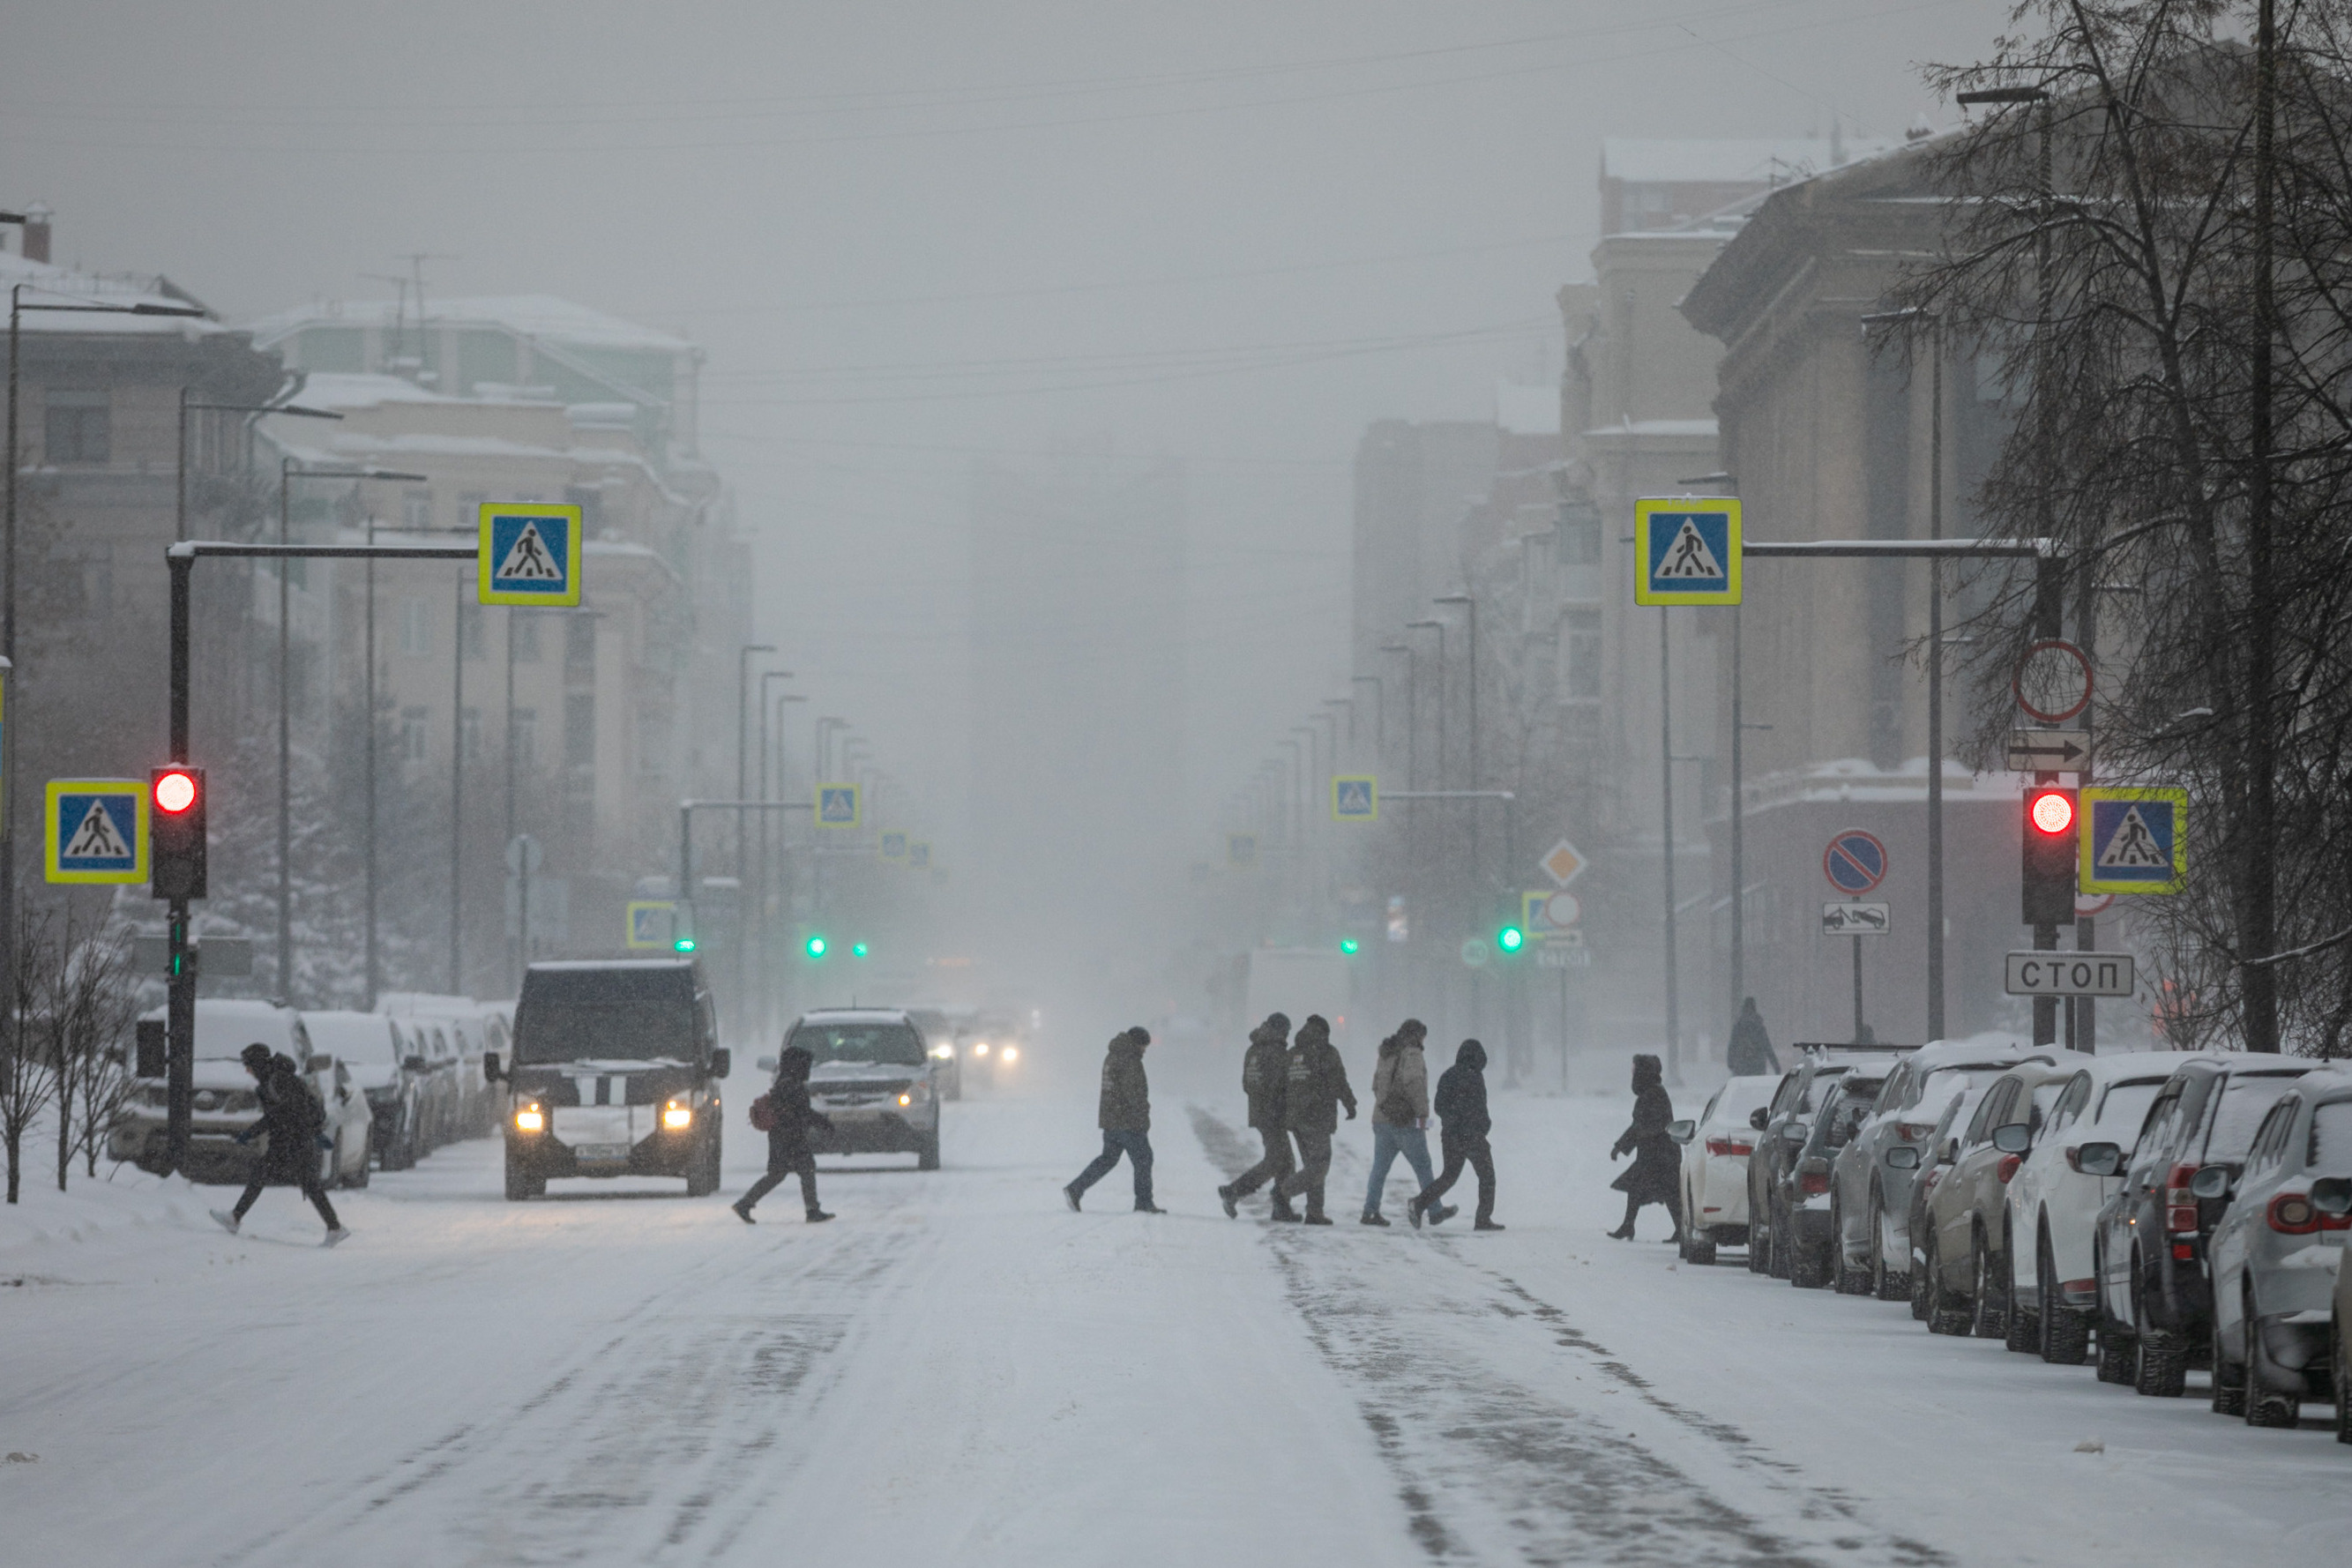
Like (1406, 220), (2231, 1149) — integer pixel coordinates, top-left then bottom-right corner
(163, 539), (477, 1175)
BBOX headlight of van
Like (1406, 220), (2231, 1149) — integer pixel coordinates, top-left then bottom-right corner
(515, 1102), (545, 1133)
(662, 1100), (693, 1131)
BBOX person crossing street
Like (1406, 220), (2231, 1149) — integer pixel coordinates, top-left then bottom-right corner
(1361, 1020), (1437, 1226)
(733, 1043), (833, 1224)
(1218, 1013), (1299, 1221)
(1064, 1027), (1161, 1213)
(1409, 1039), (1499, 1231)
(210, 1044), (349, 1246)
(1273, 1014), (1355, 1225)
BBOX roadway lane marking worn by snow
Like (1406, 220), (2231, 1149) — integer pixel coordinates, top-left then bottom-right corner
(1189, 1105), (1954, 1568)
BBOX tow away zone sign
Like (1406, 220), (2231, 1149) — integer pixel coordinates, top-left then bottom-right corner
(2004, 951), (2136, 998)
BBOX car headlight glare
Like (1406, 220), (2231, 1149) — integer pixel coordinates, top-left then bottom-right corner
(974, 1042), (989, 1057)
(662, 1102), (693, 1131)
(1000, 1046), (1019, 1064)
(930, 1044), (953, 1058)
(515, 1104), (545, 1133)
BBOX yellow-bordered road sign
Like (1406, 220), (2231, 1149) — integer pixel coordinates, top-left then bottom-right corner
(478, 502), (582, 607)
(815, 782), (861, 829)
(2079, 786), (2187, 894)
(907, 840), (931, 869)
(1633, 497), (1742, 607)
(625, 900), (676, 949)
(1331, 774), (1378, 822)
(880, 830), (907, 862)
(46, 778), (147, 884)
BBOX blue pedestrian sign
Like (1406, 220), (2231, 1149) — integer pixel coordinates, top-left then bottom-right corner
(1633, 497), (1742, 607)
(625, 900), (676, 950)
(46, 779), (147, 885)
(907, 840), (931, 870)
(880, 831), (907, 862)
(2080, 787), (2186, 894)
(1822, 829), (1888, 895)
(477, 503), (582, 607)
(815, 782), (861, 829)
(1331, 774), (1378, 822)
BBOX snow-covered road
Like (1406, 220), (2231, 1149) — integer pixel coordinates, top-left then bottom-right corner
(5, 1086), (2348, 1566)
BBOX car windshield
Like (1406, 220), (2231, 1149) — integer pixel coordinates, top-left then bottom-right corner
(793, 1021), (925, 1067)
(2092, 1078), (2165, 1134)
(1714, 1080), (1776, 1123)
(2206, 1073), (2309, 1161)
(1797, 1069), (1848, 1112)
(2311, 1102), (2352, 1169)
(516, 1002), (695, 1064)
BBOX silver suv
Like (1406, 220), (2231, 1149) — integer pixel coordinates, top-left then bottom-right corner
(772, 1010), (945, 1170)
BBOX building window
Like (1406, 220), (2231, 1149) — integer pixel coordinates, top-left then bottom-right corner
(1564, 609), (1602, 703)
(511, 707), (537, 770)
(564, 692), (596, 768)
(511, 613), (541, 662)
(402, 492), (432, 531)
(460, 706), (482, 763)
(400, 706), (429, 765)
(399, 598), (433, 657)
(45, 389), (109, 465)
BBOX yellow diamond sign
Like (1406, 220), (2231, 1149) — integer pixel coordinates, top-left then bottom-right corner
(1540, 839), (1587, 889)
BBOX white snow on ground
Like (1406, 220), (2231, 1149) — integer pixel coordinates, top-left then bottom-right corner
(4, 1082), (2349, 1566)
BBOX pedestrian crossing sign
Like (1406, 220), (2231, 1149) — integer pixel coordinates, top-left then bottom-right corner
(625, 900), (676, 950)
(880, 831), (907, 862)
(477, 503), (582, 607)
(816, 783), (861, 829)
(1331, 774), (1378, 822)
(1633, 497), (1742, 607)
(907, 840), (930, 870)
(46, 779), (147, 885)
(2079, 786), (2187, 894)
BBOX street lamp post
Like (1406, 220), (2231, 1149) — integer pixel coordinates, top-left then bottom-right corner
(767, 690), (808, 1037)
(1351, 676), (1383, 757)
(1435, 594), (1479, 885)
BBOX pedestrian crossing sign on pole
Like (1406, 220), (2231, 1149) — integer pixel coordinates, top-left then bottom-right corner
(625, 900), (676, 950)
(815, 783), (861, 829)
(880, 831), (907, 862)
(1633, 497), (1742, 607)
(907, 841), (930, 870)
(2079, 786), (2187, 894)
(46, 779), (147, 885)
(1331, 774), (1378, 822)
(477, 503), (582, 607)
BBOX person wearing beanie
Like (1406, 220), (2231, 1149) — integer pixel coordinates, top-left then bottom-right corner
(1219, 1012), (1299, 1220)
(1410, 1038), (1500, 1231)
(1064, 1027), (1161, 1213)
(1272, 1014), (1355, 1225)
(1361, 1019), (1437, 1226)
(211, 1043), (350, 1246)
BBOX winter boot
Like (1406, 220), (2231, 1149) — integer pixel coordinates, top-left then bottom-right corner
(209, 1209), (241, 1236)
(322, 1227), (354, 1248)
(1135, 1203), (1167, 1214)
(1063, 1184), (1082, 1213)
(1303, 1213), (1333, 1226)
(1360, 1213), (1391, 1227)
(806, 1208), (834, 1223)
(1218, 1184), (1239, 1219)
(1406, 1195), (1425, 1230)
(731, 1200), (757, 1225)
(1474, 1219), (1505, 1232)
(1431, 1205), (1458, 1226)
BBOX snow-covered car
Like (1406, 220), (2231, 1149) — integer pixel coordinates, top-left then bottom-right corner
(305, 1011), (429, 1170)
(1827, 1039), (2050, 1303)
(1890, 1080), (2000, 1325)
(2002, 1054), (2186, 1364)
(487, 960), (728, 1200)
(111, 999), (373, 1188)
(1747, 1053), (1866, 1279)
(1912, 1062), (2074, 1343)
(2204, 1070), (2352, 1426)
(379, 992), (504, 1139)
(773, 1008), (944, 1169)
(1669, 1074), (1778, 1265)
(1774, 1057), (1905, 1290)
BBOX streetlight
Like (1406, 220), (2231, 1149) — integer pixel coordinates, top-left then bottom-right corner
(1351, 676), (1383, 756)
(1323, 697), (1354, 758)
(1405, 620), (1446, 788)
(1434, 594), (1480, 875)
(767, 690), (809, 1039)
(182, 392), (340, 542)
(1379, 643), (1415, 788)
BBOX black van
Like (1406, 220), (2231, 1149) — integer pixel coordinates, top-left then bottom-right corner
(485, 960), (729, 1200)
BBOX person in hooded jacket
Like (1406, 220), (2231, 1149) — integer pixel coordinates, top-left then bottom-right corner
(1064, 1027), (1161, 1213)
(1360, 1019), (1437, 1226)
(1608, 1053), (1681, 1240)
(211, 1044), (349, 1245)
(1409, 1039), (1499, 1230)
(1218, 1012), (1299, 1221)
(1272, 1014), (1356, 1224)
(1726, 997), (1779, 1077)
(733, 1044), (835, 1223)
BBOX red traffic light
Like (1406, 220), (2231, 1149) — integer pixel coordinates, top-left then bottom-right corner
(153, 770), (199, 814)
(2028, 788), (2075, 836)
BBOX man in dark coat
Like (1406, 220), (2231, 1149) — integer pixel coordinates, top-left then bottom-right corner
(1409, 1038), (1499, 1230)
(1726, 998), (1779, 1076)
(733, 1044), (834, 1223)
(1064, 1027), (1161, 1213)
(1608, 1052), (1681, 1240)
(210, 1044), (348, 1245)
(1218, 1013), (1298, 1221)
(1273, 1014), (1356, 1224)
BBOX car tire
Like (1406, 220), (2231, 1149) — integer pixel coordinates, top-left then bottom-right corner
(1971, 1234), (2008, 1339)
(2244, 1286), (2301, 1428)
(2038, 1230), (2090, 1365)
(1909, 1239), (1934, 1322)
(2212, 1307), (2249, 1416)
(1747, 1205), (1771, 1273)
(1768, 1201), (1794, 1280)
(1926, 1235), (1972, 1335)
(1830, 1200), (1864, 1294)
(504, 1153), (543, 1202)
(1870, 1194), (1907, 1302)
(917, 1122), (941, 1172)
(2333, 1313), (2352, 1445)
(346, 1131), (371, 1190)
(2094, 1248), (2138, 1384)
(2131, 1256), (2187, 1398)
(685, 1131), (721, 1197)
(1688, 1227), (1717, 1266)
(1998, 1228), (2036, 1351)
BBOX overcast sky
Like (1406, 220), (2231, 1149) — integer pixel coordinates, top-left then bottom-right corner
(4, 0), (2014, 868)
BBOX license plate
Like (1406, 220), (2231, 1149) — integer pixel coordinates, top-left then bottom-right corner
(573, 1143), (631, 1162)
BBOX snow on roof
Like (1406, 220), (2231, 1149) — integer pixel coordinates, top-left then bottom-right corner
(0, 250), (225, 335)
(247, 294), (691, 354)
(1602, 137), (1900, 187)
(1495, 381), (1560, 437)
(282, 372), (461, 410)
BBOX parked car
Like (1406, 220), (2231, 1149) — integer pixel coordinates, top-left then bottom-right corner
(1893, 1081), (2000, 1325)
(1773, 1057), (1906, 1288)
(2089, 1056), (2318, 1395)
(771, 1008), (945, 1169)
(487, 960), (728, 1200)
(1913, 1062), (2075, 1342)
(2331, 1179), (2352, 1444)
(1669, 1074), (1780, 1265)
(1747, 1052), (1870, 1279)
(1828, 1039), (2050, 1303)
(379, 992), (498, 1138)
(304, 1010), (428, 1170)
(2204, 1070), (2352, 1425)
(412, 1017), (463, 1152)
(110, 999), (373, 1188)
(2002, 1054), (2189, 1364)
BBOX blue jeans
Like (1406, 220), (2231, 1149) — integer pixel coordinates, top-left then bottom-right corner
(1071, 1129), (1154, 1208)
(1363, 1123), (1435, 1217)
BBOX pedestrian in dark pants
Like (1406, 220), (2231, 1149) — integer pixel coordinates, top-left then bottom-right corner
(1410, 1039), (1498, 1231)
(734, 1044), (834, 1224)
(1273, 1014), (1356, 1225)
(1219, 1013), (1297, 1221)
(1362, 1019), (1436, 1226)
(211, 1044), (349, 1246)
(1065, 1027), (1161, 1213)
(1726, 997), (1779, 1076)
(1609, 1053), (1681, 1240)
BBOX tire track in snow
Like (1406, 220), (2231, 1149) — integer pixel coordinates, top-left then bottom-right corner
(1189, 1104), (1952, 1568)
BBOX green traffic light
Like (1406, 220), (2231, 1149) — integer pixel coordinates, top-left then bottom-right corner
(1497, 925), (1525, 952)
(1339, 937), (1361, 955)
(851, 942), (870, 959)
(673, 937), (697, 953)
(805, 935), (828, 959)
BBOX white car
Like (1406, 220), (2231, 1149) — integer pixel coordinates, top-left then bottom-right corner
(1669, 1075), (1779, 1265)
(2001, 1052), (2193, 1363)
(112, 999), (374, 1188)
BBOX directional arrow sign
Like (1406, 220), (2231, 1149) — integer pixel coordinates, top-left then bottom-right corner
(2005, 729), (2092, 773)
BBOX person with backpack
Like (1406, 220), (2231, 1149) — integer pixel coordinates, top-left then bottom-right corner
(211, 1044), (350, 1245)
(1409, 1038), (1499, 1231)
(1272, 1014), (1355, 1225)
(1361, 1019), (1437, 1226)
(1064, 1027), (1161, 1213)
(733, 1043), (833, 1223)
(1219, 1012), (1297, 1221)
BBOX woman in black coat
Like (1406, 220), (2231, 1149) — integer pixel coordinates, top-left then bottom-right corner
(733, 1044), (834, 1224)
(1608, 1053), (1681, 1241)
